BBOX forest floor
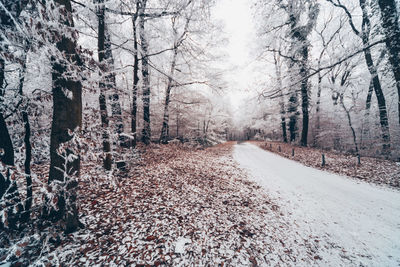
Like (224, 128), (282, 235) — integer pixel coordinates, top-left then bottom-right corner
(3, 141), (399, 266)
(9, 142), (331, 266)
(251, 140), (400, 188)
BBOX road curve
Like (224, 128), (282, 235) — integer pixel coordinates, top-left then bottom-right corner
(234, 142), (400, 266)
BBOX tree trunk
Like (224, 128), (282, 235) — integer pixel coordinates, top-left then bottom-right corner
(0, 0), (29, 229)
(363, 47), (391, 155)
(360, 0), (391, 156)
(340, 95), (359, 156)
(104, 33), (125, 147)
(18, 57), (32, 223)
(377, 0), (400, 125)
(97, 0), (112, 170)
(131, 6), (139, 147)
(139, 0), (151, 145)
(273, 52), (287, 143)
(288, 92), (298, 143)
(160, 48), (178, 144)
(48, 0), (82, 234)
(300, 46), (310, 147)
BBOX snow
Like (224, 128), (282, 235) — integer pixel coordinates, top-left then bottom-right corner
(234, 143), (400, 266)
(174, 237), (191, 254)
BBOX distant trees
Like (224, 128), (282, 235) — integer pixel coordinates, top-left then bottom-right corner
(253, 0), (399, 159)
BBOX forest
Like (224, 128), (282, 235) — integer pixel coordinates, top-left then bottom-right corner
(0, 0), (399, 265)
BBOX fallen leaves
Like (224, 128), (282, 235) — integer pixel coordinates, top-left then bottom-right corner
(3, 142), (327, 265)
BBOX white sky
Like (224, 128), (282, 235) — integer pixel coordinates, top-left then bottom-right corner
(212, 0), (258, 108)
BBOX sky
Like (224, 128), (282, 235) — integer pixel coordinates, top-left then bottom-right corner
(212, 0), (258, 109)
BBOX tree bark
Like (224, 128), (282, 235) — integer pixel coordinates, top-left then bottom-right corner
(105, 33), (125, 147)
(339, 95), (359, 156)
(48, 0), (82, 233)
(273, 52), (287, 143)
(0, 0), (29, 228)
(139, 0), (151, 145)
(359, 0), (391, 155)
(18, 57), (32, 223)
(160, 49), (178, 144)
(376, 0), (400, 125)
(97, 0), (112, 170)
(131, 5), (139, 147)
(300, 45), (310, 147)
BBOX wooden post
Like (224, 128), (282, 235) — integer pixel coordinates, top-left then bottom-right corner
(357, 154), (361, 165)
(278, 146), (281, 152)
(322, 153), (325, 167)
(270, 143), (272, 149)
(292, 148), (295, 157)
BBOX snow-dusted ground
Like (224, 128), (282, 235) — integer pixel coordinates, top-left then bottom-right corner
(234, 143), (400, 266)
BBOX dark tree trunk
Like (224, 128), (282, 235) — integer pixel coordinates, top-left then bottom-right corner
(0, 0), (29, 229)
(273, 52), (287, 143)
(139, 0), (151, 145)
(377, 0), (400, 125)
(131, 6), (139, 147)
(300, 46), (309, 147)
(286, 3), (317, 145)
(0, 107), (14, 167)
(288, 92), (298, 143)
(160, 48), (177, 144)
(340, 95), (359, 156)
(363, 47), (391, 155)
(18, 58), (32, 223)
(97, 0), (112, 170)
(48, 0), (82, 234)
(359, 0), (391, 155)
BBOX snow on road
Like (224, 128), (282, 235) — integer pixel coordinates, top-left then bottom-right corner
(234, 143), (400, 266)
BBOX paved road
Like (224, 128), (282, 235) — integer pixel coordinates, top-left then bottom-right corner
(234, 143), (400, 266)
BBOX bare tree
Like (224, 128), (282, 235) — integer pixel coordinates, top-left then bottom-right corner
(48, 0), (83, 233)
(97, 0), (112, 170)
(376, 0), (400, 125)
(327, 0), (391, 156)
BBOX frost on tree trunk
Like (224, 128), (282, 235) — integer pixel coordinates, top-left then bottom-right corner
(160, 44), (178, 144)
(18, 58), (33, 223)
(97, 0), (112, 170)
(327, 0), (391, 156)
(103, 30), (125, 148)
(285, 1), (318, 146)
(273, 52), (287, 143)
(377, 0), (400, 125)
(48, 0), (82, 234)
(359, 0), (391, 156)
(131, 5), (139, 148)
(139, 0), (151, 145)
(0, 0), (29, 230)
(299, 45), (310, 147)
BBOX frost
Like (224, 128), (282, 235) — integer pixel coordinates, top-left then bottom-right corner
(174, 237), (191, 254)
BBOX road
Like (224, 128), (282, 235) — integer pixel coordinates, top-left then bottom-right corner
(234, 142), (400, 266)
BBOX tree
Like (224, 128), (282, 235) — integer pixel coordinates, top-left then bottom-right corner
(131, 1), (140, 148)
(48, 0), (83, 233)
(327, 0), (391, 156)
(97, 0), (112, 170)
(138, 0), (151, 145)
(284, 0), (319, 146)
(0, 0), (30, 229)
(376, 0), (400, 125)
(273, 51), (288, 143)
(160, 15), (191, 144)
